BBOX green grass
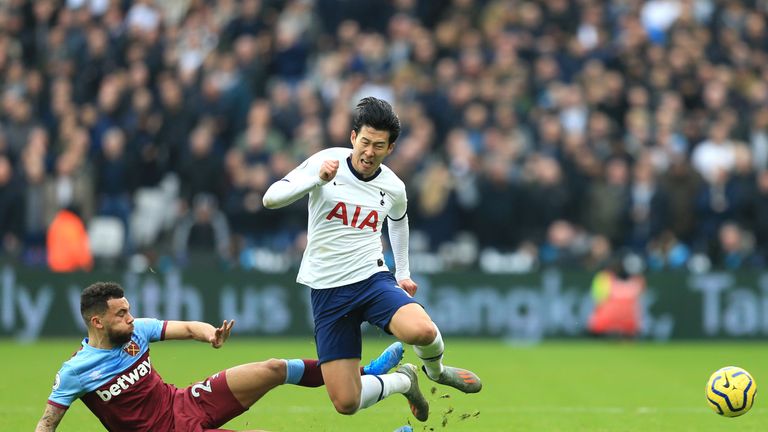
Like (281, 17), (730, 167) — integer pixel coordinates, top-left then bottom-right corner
(4, 338), (767, 431)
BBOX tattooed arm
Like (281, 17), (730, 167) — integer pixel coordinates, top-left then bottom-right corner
(35, 404), (66, 431)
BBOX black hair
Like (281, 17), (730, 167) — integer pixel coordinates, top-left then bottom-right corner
(80, 282), (125, 325)
(352, 97), (401, 144)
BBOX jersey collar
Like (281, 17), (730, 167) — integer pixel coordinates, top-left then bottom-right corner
(347, 156), (382, 182)
(83, 336), (130, 351)
(82, 337), (117, 352)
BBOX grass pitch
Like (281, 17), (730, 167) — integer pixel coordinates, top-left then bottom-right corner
(3, 338), (767, 431)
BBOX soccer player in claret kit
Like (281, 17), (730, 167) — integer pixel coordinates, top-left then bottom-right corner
(262, 97), (482, 422)
(35, 282), (404, 432)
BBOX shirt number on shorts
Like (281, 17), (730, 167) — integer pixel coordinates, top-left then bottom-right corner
(191, 379), (212, 397)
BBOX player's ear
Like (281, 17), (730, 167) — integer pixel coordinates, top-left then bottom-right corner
(386, 142), (395, 155)
(90, 314), (104, 329)
(350, 130), (357, 145)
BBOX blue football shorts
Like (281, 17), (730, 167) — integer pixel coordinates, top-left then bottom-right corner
(310, 271), (418, 364)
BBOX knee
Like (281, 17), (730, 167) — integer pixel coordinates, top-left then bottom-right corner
(260, 358), (287, 386)
(416, 321), (438, 345)
(406, 320), (437, 346)
(330, 397), (359, 415)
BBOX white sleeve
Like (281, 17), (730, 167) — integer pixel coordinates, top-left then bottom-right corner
(263, 157), (328, 209)
(388, 215), (411, 281)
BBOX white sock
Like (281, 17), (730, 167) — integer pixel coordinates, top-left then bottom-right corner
(413, 323), (445, 380)
(358, 373), (410, 410)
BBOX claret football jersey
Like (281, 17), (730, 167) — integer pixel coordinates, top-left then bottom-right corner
(47, 318), (172, 432)
(287, 147), (408, 288)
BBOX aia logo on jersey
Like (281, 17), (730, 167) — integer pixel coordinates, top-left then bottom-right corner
(123, 340), (140, 356)
(326, 202), (378, 231)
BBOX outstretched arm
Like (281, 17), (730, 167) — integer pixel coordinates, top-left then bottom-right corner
(262, 159), (338, 209)
(35, 404), (66, 432)
(164, 320), (234, 348)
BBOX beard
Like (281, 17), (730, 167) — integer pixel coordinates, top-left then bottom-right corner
(107, 328), (134, 346)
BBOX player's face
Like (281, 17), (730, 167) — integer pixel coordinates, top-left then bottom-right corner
(103, 297), (135, 345)
(350, 126), (394, 178)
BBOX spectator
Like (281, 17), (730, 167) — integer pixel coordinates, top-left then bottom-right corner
(523, 154), (572, 242)
(178, 122), (225, 210)
(412, 161), (462, 250)
(172, 194), (232, 267)
(694, 168), (740, 254)
(156, 77), (198, 173)
(222, 0), (267, 46)
(0, 155), (24, 255)
(584, 157), (630, 247)
(660, 156), (701, 244)
(94, 128), (135, 237)
(624, 155), (668, 251)
(20, 145), (47, 257)
(2, 94), (38, 161)
(691, 121), (737, 184)
(539, 220), (589, 267)
(471, 156), (519, 251)
(45, 145), (93, 224)
(712, 222), (758, 269)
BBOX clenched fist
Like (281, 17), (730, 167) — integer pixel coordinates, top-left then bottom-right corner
(320, 159), (339, 182)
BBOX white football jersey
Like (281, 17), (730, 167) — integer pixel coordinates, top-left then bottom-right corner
(287, 147), (407, 288)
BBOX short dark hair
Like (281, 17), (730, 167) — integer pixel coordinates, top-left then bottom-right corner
(352, 97), (401, 144)
(80, 282), (125, 325)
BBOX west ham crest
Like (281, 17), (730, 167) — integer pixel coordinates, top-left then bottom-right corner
(123, 340), (140, 356)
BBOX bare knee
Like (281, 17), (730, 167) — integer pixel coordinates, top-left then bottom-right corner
(322, 359), (363, 416)
(330, 397), (359, 415)
(258, 358), (287, 386)
(390, 305), (438, 345)
(404, 320), (437, 346)
(416, 321), (437, 345)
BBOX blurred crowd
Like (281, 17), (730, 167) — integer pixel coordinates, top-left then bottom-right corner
(2, 0), (768, 273)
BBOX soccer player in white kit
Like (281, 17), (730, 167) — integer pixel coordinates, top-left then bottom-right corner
(263, 97), (481, 422)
